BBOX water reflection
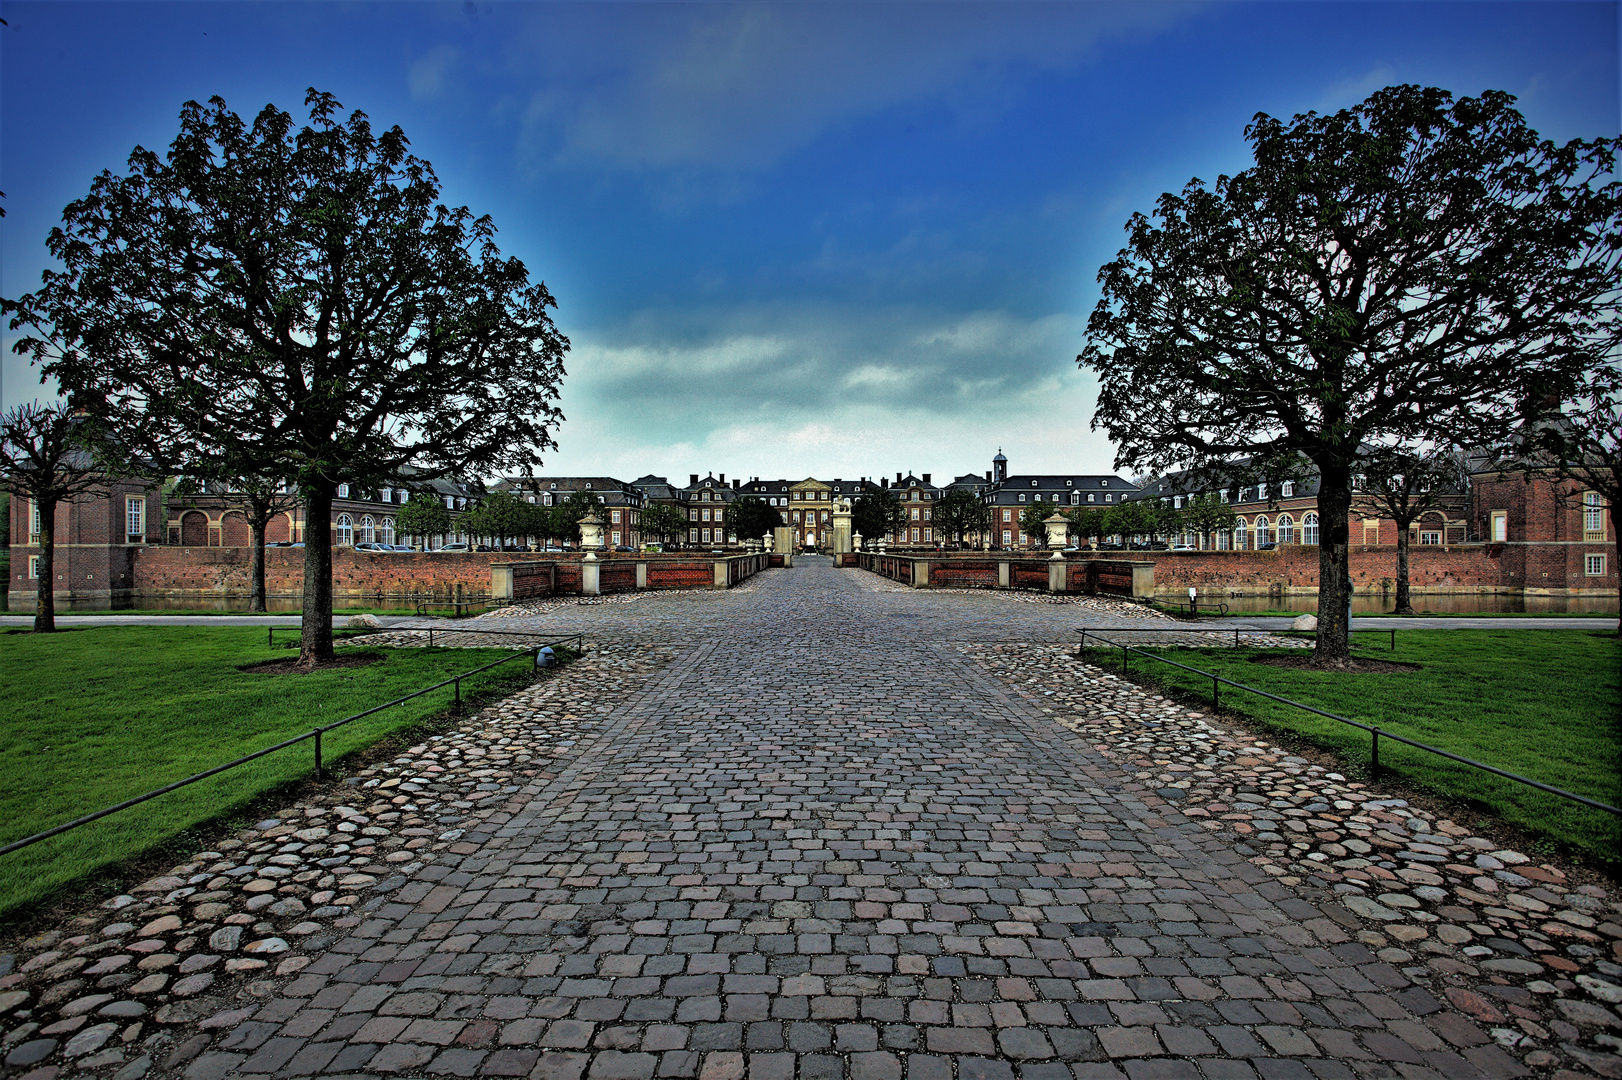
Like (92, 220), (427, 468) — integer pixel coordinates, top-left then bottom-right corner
(1207, 593), (1618, 615)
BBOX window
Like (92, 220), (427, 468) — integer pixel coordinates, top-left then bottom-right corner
(911, 529), (920, 542)
(1585, 491), (1605, 536)
(1105, 494), (1113, 503)
(1002, 530), (1012, 544)
(1255, 516), (1271, 546)
(702, 529), (711, 543)
(1018, 494), (1026, 502)
(1420, 531), (1441, 545)
(1101, 480), (1108, 487)
(688, 509), (697, 522)
(379, 518), (395, 545)
(1587, 554), (1606, 576)
(1066, 480), (1073, 486)
(1276, 514), (1293, 545)
(689, 528), (698, 542)
(1490, 511), (1508, 542)
(126, 497), (145, 542)
(1173, 496), (1183, 509)
(336, 514), (354, 546)
(924, 528), (932, 542)
(1087, 493), (1096, 503)
(28, 555), (40, 579)
(1002, 509), (1012, 522)
(1257, 483), (1268, 501)
(337, 483), (349, 498)
(1303, 513), (1319, 545)
(612, 531), (621, 546)
(1234, 517), (1247, 550)
(611, 510), (621, 524)
(910, 508), (920, 521)
(1282, 481), (1294, 498)
(30, 498), (41, 540)
(446, 496), (455, 509)
(359, 516), (375, 545)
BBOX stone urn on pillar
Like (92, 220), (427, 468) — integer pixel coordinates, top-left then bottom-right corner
(578, 512), (606, 560)
(1043, 512), (1070, 561)
(852, 532), (863, 552)
(763, 533), (774, 553)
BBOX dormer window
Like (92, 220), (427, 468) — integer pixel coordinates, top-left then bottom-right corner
(1030, 480), (1038, 487)
(1101, 480), (1109, 487)
(1066, 480), (1073, 486)
(585, 482), (593, 489)
(1282, 481), (1295, 498)
(550, 482), (558, 489)
(337, 484), (349, 498)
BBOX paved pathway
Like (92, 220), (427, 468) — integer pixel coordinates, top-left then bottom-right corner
(3, 559), (1617, 1080)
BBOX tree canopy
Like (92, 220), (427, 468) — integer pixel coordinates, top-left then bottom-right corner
(1354, 447), (1468, 613)
(0, 403), (110, 632)
(931, 489), (990, 546)
(852, 489), (907, 543)
(1079, 85), (1620, 662)
(395, 491), (453, 547)
(6, 91), (570, 663)
(724, 495), (783, 546)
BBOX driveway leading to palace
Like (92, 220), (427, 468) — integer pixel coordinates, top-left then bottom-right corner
(3, 558), (1614, 1080)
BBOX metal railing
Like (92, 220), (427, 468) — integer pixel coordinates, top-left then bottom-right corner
(1075, 630), (1621, 817)
(0, 634), (584, 858)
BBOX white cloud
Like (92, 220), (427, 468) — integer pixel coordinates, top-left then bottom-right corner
(530, 302), (1125, 483)
(409, 45), (460, 101)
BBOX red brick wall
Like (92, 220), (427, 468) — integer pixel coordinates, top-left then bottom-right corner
(1147, 545), (1517, 594)
(648, 563), (714, 589)
(931, 560), (999, 588)
(599, 563), (638, 594)
(1471, 472), (1617, 592)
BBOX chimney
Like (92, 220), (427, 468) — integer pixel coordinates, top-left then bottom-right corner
(922, 473), (931, 485)
(985, 470), (992, 481)
(690, 474), (699, 486)
(719, 473), (725, 484)
(896, 472), (903, 484)
(732, 479), (740, 490)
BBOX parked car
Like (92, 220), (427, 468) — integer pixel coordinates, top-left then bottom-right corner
(354, 542), (390, 552)
(615, 545), (634, 552)
(475, 544), (494, 552)
(1170, 544), (1196, 551)
(1256, 542), (1277, 551)
(437, 543), (470, 552)
(389, 544), (417, 552)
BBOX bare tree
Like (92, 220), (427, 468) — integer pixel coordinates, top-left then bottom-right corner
(1354, 447), (1468, 615)
(0, 403), (110, 631)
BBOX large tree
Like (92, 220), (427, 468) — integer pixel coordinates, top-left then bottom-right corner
(1019, 499), (1061, 549)
(0, 403), (110, 632)
(724, 495), (783, 548)
(640, 502), (690, 548)
(8, 91), (569, 665)
(932, 489), (991, 548)
(1184, 491), (1237, 549)
(852, 489), (908, 545)
(1079, 85), (1620, 664)
(1353, 447), (1468, 615)
(395, 491), (453, 550)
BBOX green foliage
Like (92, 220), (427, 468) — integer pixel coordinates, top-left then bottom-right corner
(395, 491), (452, 543)
(640, 503), (690, 545)
(6, 91), (569, 658)
(0, 627), (539, 915)
(1102, 499), (1156, 541)
(1067, 506), (1109, 546)
(1149, 498), (1184, 539)
(932, 489), (990, 544)
(1084, 631), (1622, 863)
(1184, 491), (1236, 543)
(550, 489), (605, 543)
(853, 489), (907, 541)
(724, 495), (783, 545)
(1019, 500), (1060, 546)
(1078, 85), (1621, 656)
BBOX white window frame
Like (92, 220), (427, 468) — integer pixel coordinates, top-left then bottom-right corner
(379, 518), (395, 546)
(359, 515), (375, 545)
(1282, 481), (1294, 498)
(1586, 554), (1606, 576)
(1303, 513), (1319, 545)
(1276, 514), (1293, 545)
(1491, 511), (1508, 542)
(126, 496), (145, 542)
(28, 555), (40, 579)
(338, 483), (349, 498)
(1419, 531), (1441, 545)
(1585, 491), (1605, 536)
(336, 514), (354, 546)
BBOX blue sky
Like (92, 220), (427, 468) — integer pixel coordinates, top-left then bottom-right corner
(3, 2), (1617, 483)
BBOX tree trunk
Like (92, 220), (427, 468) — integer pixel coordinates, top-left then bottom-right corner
(299, 486), (336, 666)
(249, 516), (268, 613)
(1315, 465), (1354, 665)
(1393, 526), (1415, 615)
(34, 496), (57, 633)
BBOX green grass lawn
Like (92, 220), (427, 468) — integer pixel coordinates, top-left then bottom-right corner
(0, 627), (544, 918)
(1083, 630), (1622, 864)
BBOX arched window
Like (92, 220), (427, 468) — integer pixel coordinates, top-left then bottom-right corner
(359, 516), (375, 545)
(1276, 514), (1294, 545)
(1303, 513), (1319, 545)
(1217, 526), (1230, 550)
(336, 514), (354, 546)
(379, 518), (395, 546)
(1255, 515), (1271, 546)
(1234, 517), (1247, 550)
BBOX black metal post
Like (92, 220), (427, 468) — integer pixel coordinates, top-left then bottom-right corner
(1371, 726), (1381, 774)
(454, 676), (461, 712)
(314, 729), (323, 781)
(1390, 629), (1396, 652)
(268, 627), (273, 648)
(1213, 675), (1219, 710)
(429, 627), (434, 648)
(1122, 643), (1128, 672)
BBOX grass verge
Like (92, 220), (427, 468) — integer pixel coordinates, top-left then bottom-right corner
(1082, 629), (1621, 865)
(0, 626), (547, 918)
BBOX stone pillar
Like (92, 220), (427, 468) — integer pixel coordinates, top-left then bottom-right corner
(582, 559), (601, 597)
(1131, 561), (1155, 598)
(912, 559), (930, 588)
(713, 558), (729, 590)
(831, 497), (853, 555)
(491, 562), (515, 601)
(636, 561), (648, 589)
(998, 561), (1011, 588)
(1048, 556), (1067, 594)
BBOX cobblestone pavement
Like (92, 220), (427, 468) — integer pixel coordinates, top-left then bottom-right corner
(3, 558), (1618, 1080)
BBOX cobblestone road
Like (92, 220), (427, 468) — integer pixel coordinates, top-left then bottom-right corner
(4, 559), (1618, 1080)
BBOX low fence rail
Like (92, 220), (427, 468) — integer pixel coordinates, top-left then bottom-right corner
(1076, 629), (1620, 817)
(0, 633), (584, 859)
